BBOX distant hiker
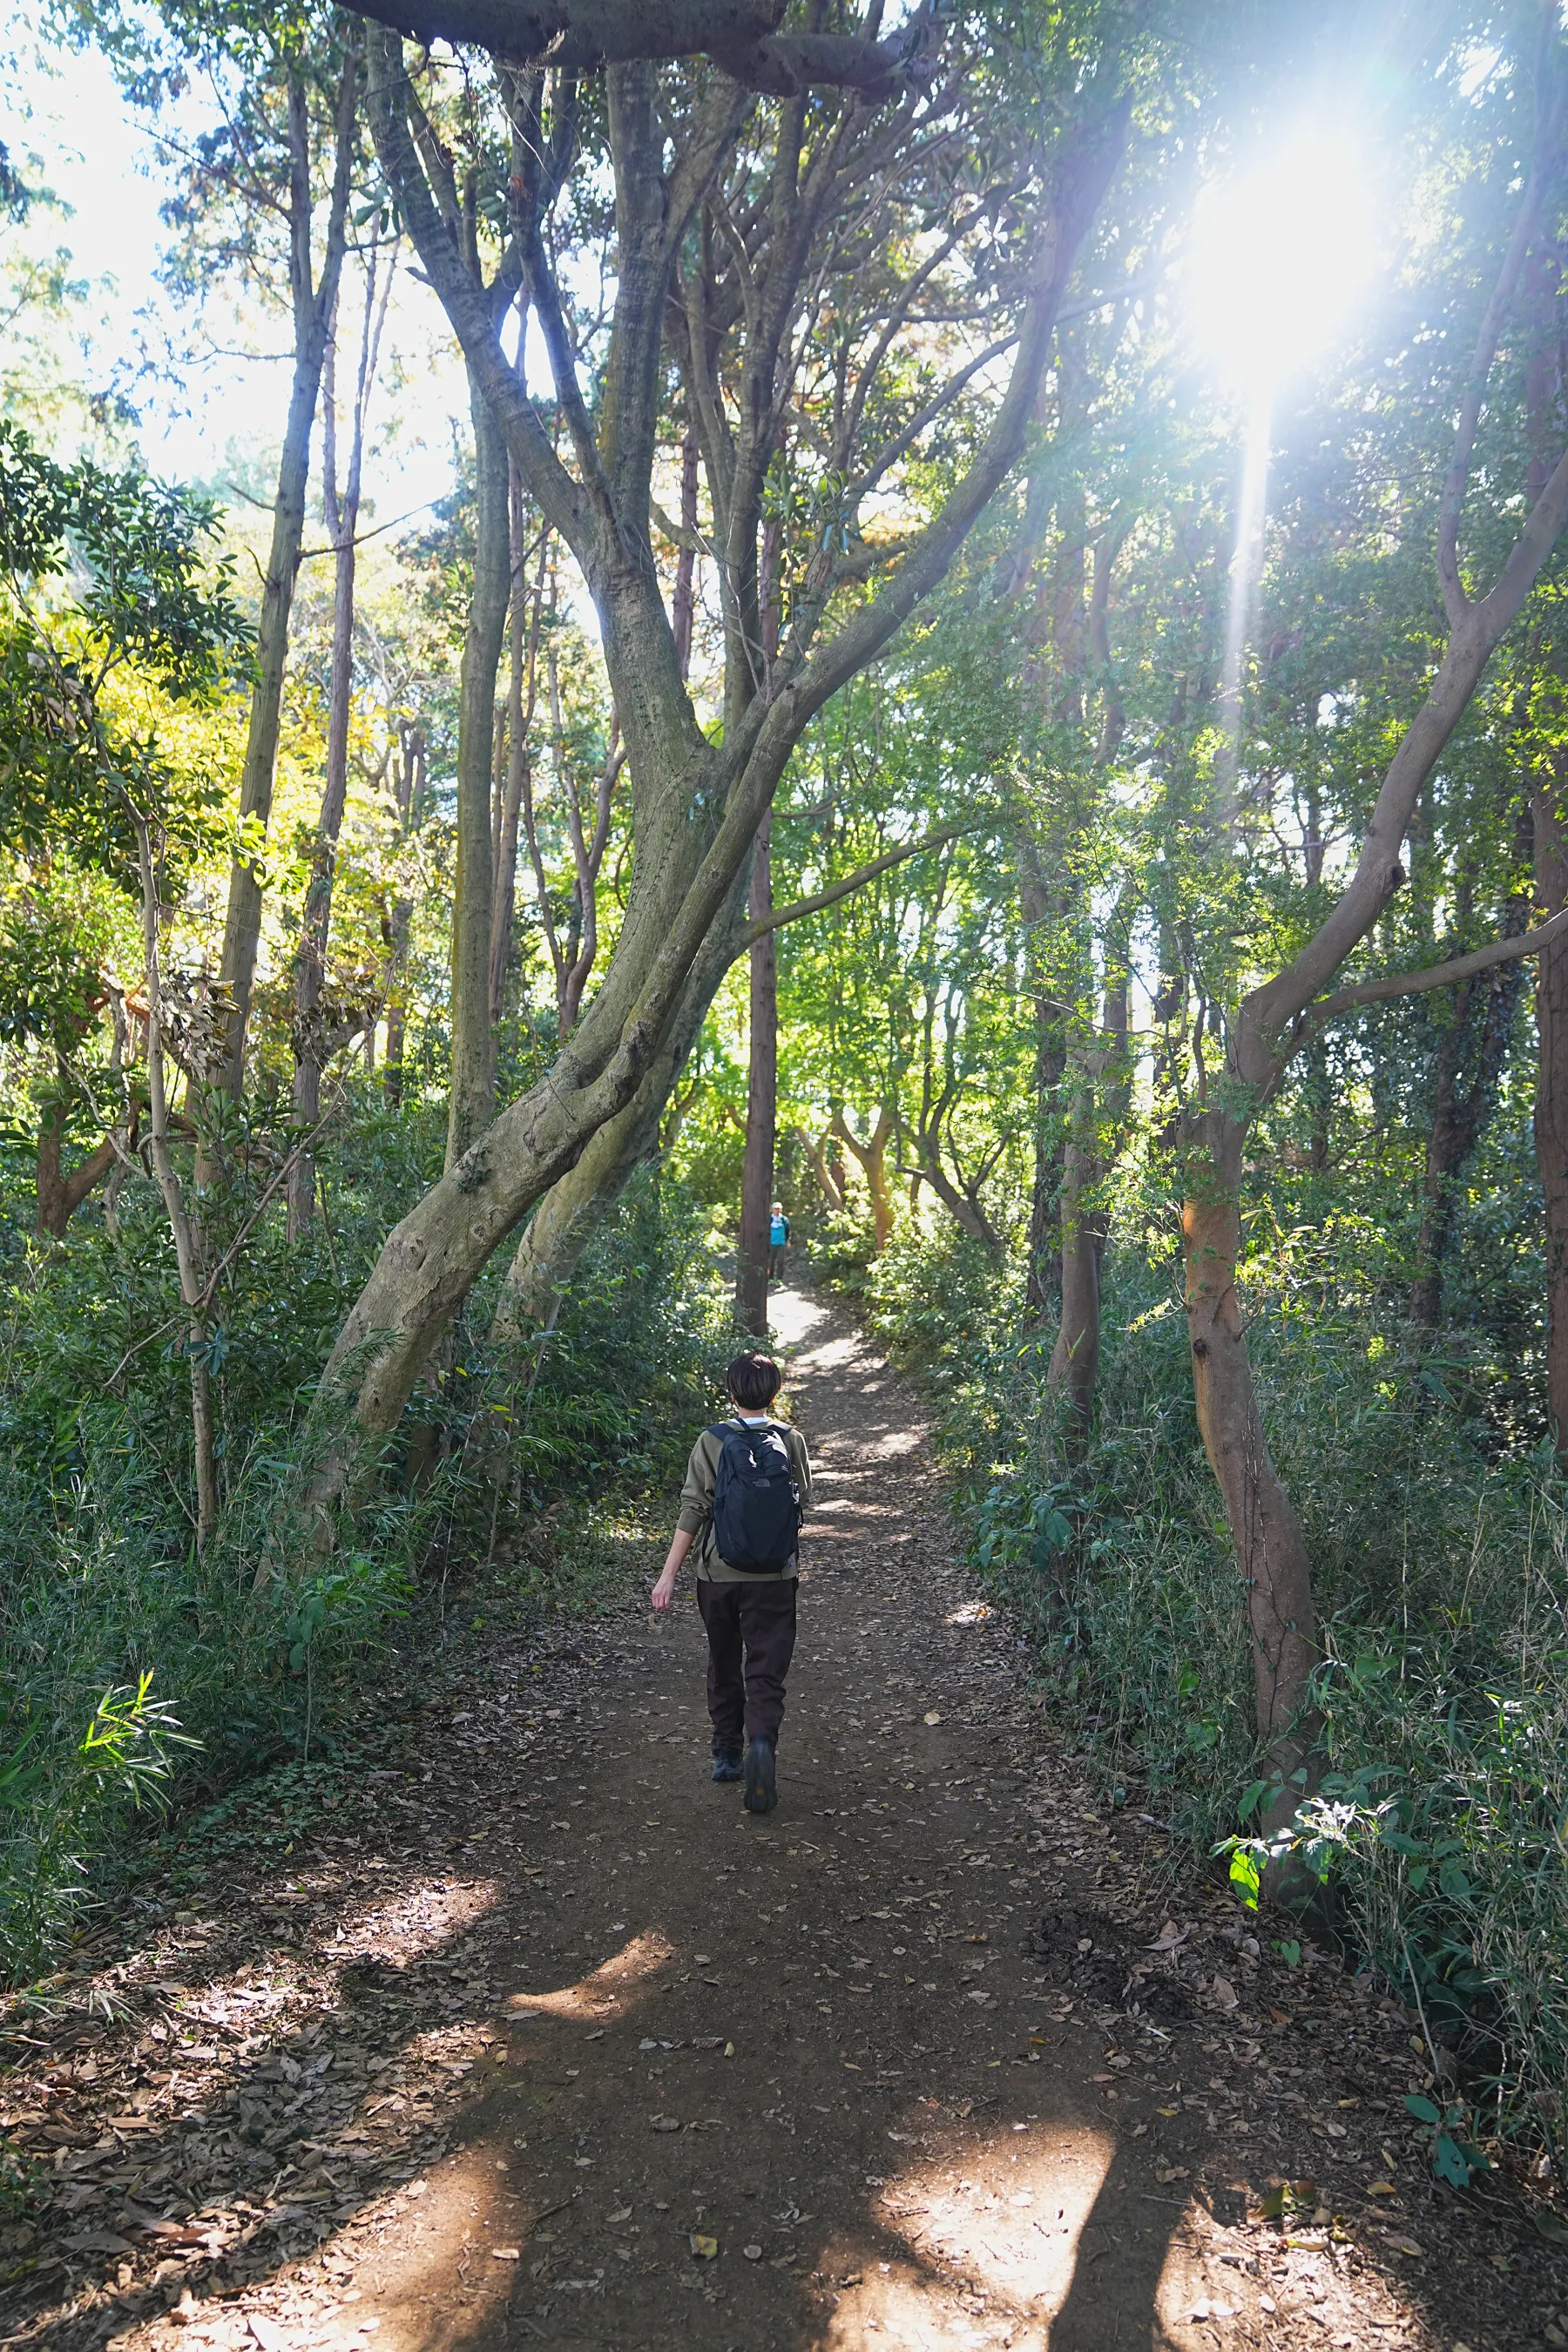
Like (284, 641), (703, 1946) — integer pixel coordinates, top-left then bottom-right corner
(768, 1200), (790, 1281)
(650, 1351), (813, 1816)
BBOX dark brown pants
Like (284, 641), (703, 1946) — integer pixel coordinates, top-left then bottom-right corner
(697, 1576), (798, 1754)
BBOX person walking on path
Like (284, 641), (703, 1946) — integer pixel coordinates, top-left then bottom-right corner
(650, 1350), (813, 1815)
(768, 1200), (790, 1282)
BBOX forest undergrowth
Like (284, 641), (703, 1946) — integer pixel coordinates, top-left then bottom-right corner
(823, 1206), (1568, 2178)
(0, 1126), (730, 1990)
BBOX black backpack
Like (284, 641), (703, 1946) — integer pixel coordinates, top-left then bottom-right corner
(709, 1418), (801, 1572)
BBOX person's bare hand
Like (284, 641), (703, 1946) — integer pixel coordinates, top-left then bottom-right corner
(651, 1571), (677, 1613)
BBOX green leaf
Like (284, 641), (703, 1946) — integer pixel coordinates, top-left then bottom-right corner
(1403, 2094), (1441, 2126)
(1228, 1847), (1260, 1908)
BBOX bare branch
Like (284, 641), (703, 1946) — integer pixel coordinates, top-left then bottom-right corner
(736, 821), (975, 950)
(1299, 904), (1568, 1032)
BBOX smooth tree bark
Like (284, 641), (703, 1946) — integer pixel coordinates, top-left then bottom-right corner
(1047, 935), (1131, 1440)
(490, 469), (548, 1024)
(1018, 835), (1066, 1320)
(290, 243), (395, 1234)
(492, 894), (748, 1338)
(134, 820), (220, 1551)
(382, 720), (424, 1105)
(448, 372), (511, 1165)
(320, 25), (1127, 1451)
(1179, 106), (1568, 1827)
(35, 1068), (118, 1239)
(213, 54), (359, 1109)
(736, 808), (776, 1333)
(831, 1106), (896, 1252)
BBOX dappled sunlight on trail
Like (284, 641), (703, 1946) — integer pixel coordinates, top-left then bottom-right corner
(3, 1282), (1537, 2352)
(823, 2121), (1114, 2350)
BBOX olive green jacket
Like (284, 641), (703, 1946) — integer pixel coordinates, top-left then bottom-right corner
(676, 1416), (814, 1582)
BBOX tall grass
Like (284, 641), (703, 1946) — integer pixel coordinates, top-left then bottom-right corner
(0, 1119), (729, 1987)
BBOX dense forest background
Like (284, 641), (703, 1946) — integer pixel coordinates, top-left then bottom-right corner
(3, 0), (1568, 2193)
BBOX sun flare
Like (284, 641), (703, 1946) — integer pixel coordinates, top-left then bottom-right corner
(1186, 133), (1378, 389)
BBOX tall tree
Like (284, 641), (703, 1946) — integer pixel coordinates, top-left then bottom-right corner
(290, 237), (395, 1233)
(314, 5), (1134, 1454)
(1179, 62), (1568, 1837)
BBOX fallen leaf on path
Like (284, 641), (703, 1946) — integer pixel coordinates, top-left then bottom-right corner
(1385, 2235), (1424, 2258)
(1366, 2180), (1399, 2198)
(743, 2243), (762, 2261)
(1146, 1921), (1188, 1952)
(690, 2233), (718, 2259)
(247, 2318), (284, 2352)
(649, 2115), (681, 2132)
(1209, 1974), (1239, 2009)
(490, 2246), (521, 2261)
(608, 2206), (633, 2224)
(1155, 2167), (1188, 2184)
(923, 1713), (942, 1726)
(1534, 2208), (1568, 2246)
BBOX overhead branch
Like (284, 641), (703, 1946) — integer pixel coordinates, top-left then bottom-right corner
(734, 821), (977, 952)
(350, 0), (932, 94)
(1295, 905), (1568, 1038)
(772, 100), (1131, 721)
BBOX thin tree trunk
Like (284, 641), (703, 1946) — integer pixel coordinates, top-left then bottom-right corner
(446, 368), (510, 1169)
(136, 820), (220, 1551)
(1181, 1112), (1318, 1826)
(492, 900), (747, 1339)
(736, 808), (775, 1334)
(672, 419), (699, 678)
(490, 466), (545, 1024)
(1047, 950), (1129, 1439)
(832, 1107), (895, 1251)
(798, 1125), (845, 1213)
(382, 721), (422, 1106)
(289, 248), (392, 1235)
(212, 57), (357, 1117)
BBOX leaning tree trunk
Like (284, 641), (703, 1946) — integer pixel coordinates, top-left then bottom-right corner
(36, 1072), (118, 1240)
(491, 894), (749, 1341)
(832, 1107), (896, 1252)
(1181, 1110), (1320, 1828)
(736, 808), (776, 1335)
(446, 371), (510, 1169)
(317, 26), (1123, 1456)
(212, 60), (356, 1114)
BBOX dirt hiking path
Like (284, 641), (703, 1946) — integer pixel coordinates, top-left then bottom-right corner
(3, 1286), (1561, 2352)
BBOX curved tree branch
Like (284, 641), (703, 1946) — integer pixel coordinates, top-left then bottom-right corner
(352, 0), (931, 94)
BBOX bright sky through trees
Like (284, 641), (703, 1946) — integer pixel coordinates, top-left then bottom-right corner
(1185, 130), (1380, 393)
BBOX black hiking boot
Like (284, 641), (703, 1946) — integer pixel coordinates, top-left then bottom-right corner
(742, 1736), (777, 1815)
(711, 1748), (744, 1782)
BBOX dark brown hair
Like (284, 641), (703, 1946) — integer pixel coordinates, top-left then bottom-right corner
(726, 1352), (782, 1410)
